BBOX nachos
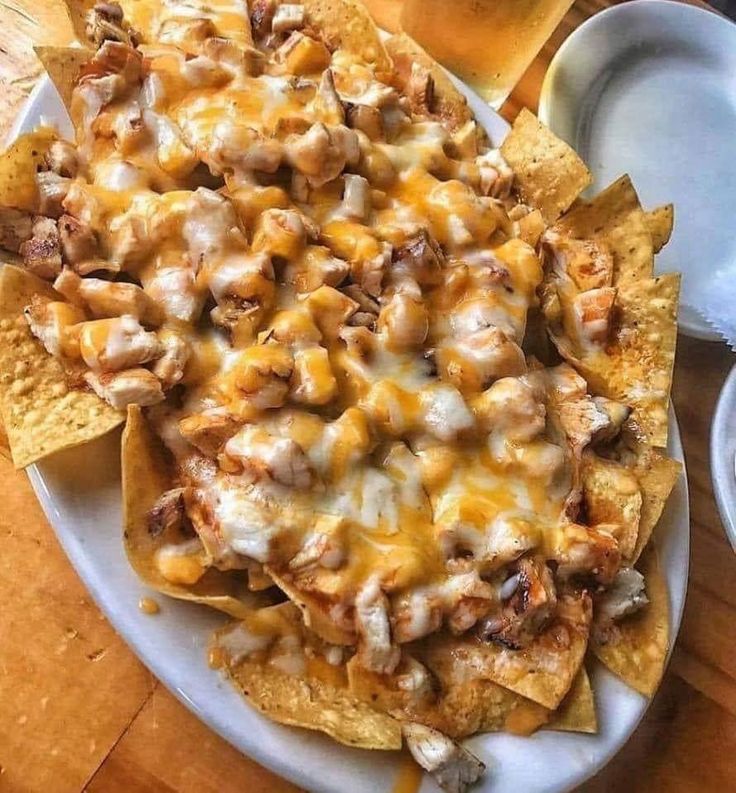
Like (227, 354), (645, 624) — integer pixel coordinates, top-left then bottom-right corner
(0, 2), (682, 790)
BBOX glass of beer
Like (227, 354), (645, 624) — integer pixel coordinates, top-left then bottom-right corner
(399, 0), (576, 108)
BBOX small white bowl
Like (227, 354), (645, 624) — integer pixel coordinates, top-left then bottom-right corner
(538, 0), (736, 342)
(712, 365), (736, 550)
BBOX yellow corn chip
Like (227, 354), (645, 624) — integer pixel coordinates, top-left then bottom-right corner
(303, 0), (392, 77)
(591, 547), (669, 696)
(122, 404), (269, 618)
(573, 273), (680, 448)
(644, 204), (674, 254)
(0, 129), (57, 212)
(0, 264), (124, 468)
(546, 667), (597, 734)
(216, 618), (401, 750)
(500, 109), (592, 224)
(34, 45), (93, 114)
(554, 175), (654, 286)
(582, 452), (642, 562)
(619, 441), (682, 562)
(384, 33), (473, 131)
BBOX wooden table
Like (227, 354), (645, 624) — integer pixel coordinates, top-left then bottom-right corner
(1, 2), (735, 791)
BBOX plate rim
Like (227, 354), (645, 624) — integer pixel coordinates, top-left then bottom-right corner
(13, 70), (690, 793)
(537, 0), (733, 343)
(711, 364), (736, 550)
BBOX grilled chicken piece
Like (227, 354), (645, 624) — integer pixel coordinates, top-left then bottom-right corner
(44, 140), (79, 178)
(20, 216), (62, 279)
(275, 31), (331, 75)
(24, 298), (86, 358)
(405, 63), (436, 117)
(86, 1), (138, 47)
(285, 122), (360, 187)
(595, 567), (648, 624)
(252, 209), (307, 260)
(179, 412), (241, 457)
(472, 376), (546, 442)
(288, 515), (345, 570)
(355, 576), (400, 674)
(442, 569), (496, 634)
(58, 215), (98, 265)
(209, 120), (283, 175)
(418, 383), (475, 442)
(224, 424), (313, 488)
(551, 523), (621, 586)
(402, 723), (486, 793)
(230, 343), (294, 410)
(143, 266), (204, 324)
(393, 230), (444, 287)
(78, 315), (160, 372)
(54, 269), (163, 327)
(250, 0), (276, 39)
(475, 149), (514, 199)
(314, 69), (344, 125)
(339, 174), (371, 221)
(291, 346), (338, 405)
(36, 172), (72, 217)
(151, 329), (190, 387)
(84, 367), (165, 408)
(147, 487), (190, 538)
(478, 557), (557, 649)
(0, 207), (33, 253)
(572, 286), (616, 348)
(543, 232), (614, 293)
(345, 103), (383, 140)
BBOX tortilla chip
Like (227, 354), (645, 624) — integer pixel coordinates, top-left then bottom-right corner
(591, 547), (669, 696)
(554, 175), (654, 286)
(34, 46), (93, 114)
(122, 404), (269, 618)
(546, 667), (597, 733)
(0, 265), (124, 468)
(582, 453), (642, 561)
(500, 109), (592, 224)
(0, 129), (57, 212)
(264, 567), (356, 645)
(302, 0), (392, 77)
(61, 0), (97, 44)
(384, 33), (473, 131)
(347, 653), (525, 739)
(216, 621), (401, 750)
(574, 273), (680, 448)
(619, 441), (681, 562)
(0, 417), (10, 459)
(645, 204), (674, 254)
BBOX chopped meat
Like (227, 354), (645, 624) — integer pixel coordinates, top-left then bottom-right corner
(339, 174), (371, 221)
(290, 346), (338, 405)
(0, 207), (32, 253)
(345, 103), (383, 140)
(78, 315), (160, 372)
(596, 567), (648, 624)
(406, 63), (436, 116)
(252, 209), (307, 260)
(551, 523), (621, 585)
(440, 569), (496, 634)
(393, 230), (444, 287)
(402, 723), (486, 793)
(475, 149), (514, 199)
(250, 0), (276, 39)
(275, 32), (331, 76)
(144, 266), (204, 324)
(230, 344), (294, 410)
(209, 120), (283, 175)
(58, 215), (98, 265)
(592, 396), (631, 441)
(86, 1), (138, 47)
(313, 69), (344, 125)
(224, 423), (313, 488)
(392, 589), (442, 643)
(84, 367), (165, 408)
(44, 140), (79, 178)
(209, 253), (276, 329)
(53, 269), (163, 326)
(478, 557), (557, 649)
(543, 231), (614, 292)
(377, 289), (428, 351)
(354, 576), (400, 674)
(418, 384), (474, 442)
(151, 329), (190, 387)
(285, 122), (359, 187)
(19, 216), (62, 279)
(271, 3), (305, 33)
(472, 376), (546, 442)
(24, 298), (86, 358)
(36, 171), (72, 218)
(288, 515), (345, 570)
(147, 487), (190, 538)
(179, 412), (241, 456)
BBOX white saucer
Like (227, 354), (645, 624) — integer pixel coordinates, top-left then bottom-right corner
(712, 364), (736, 550)
(538, 0), (736, 342)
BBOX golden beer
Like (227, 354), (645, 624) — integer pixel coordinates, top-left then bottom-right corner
(399, 0), (576, 107)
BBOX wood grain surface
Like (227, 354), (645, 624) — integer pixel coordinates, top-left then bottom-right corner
(0, 2), (735, 792)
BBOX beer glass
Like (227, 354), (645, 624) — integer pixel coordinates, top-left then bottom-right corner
(399, 0), (576, 108)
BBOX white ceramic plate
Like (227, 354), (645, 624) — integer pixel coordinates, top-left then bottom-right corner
(711, 364), (736, 550)
(12, 73), (689, 793)
(538, 0), (736, 342)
